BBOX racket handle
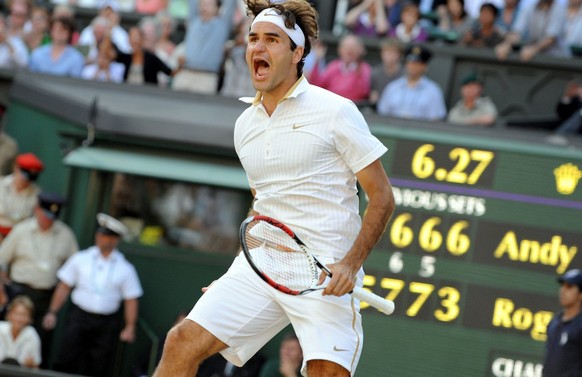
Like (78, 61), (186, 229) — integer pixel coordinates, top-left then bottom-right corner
(353, 286), (395, 315)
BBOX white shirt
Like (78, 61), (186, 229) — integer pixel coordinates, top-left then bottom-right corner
(0, 37), (29, 69)
(0, 322), (41, 366)
(57, 246), (143, 315)
(235, 77), (387, 260)
(0, 218), (78, 289)
(0, 174), (40, 228)
(377, 76), (447, 120)
(78, 24), (132, 57)
(81, 62), (125, 83)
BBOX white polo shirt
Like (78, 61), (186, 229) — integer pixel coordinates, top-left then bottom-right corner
(235, 77), (387, 260)
(57, 246), (143, 315)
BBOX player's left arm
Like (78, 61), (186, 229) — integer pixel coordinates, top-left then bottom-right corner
(322, 159), (395, 296)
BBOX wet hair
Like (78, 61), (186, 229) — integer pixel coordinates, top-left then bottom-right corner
(244, 0), (319, 77)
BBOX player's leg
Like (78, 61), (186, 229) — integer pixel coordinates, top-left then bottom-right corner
(307, 359), (351, 377)
(153, 319), (227, 377)
(280, 257), (365, 376)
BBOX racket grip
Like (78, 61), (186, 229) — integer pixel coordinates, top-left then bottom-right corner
(353, 286), (395, 315)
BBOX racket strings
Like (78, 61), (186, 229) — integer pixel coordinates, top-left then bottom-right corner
(245, 221), (319, 291)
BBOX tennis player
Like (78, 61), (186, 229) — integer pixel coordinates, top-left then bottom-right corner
(153, 1), (395, 376)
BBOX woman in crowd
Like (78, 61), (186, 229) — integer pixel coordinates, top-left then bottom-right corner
(0, 295), (41, 368)
(28, 16), (84, 77)
(116, 26), (172, 85)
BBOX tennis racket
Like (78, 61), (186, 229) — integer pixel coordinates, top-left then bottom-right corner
(239, 215), (395, 315)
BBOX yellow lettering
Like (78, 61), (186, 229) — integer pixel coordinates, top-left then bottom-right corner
(495, 232), (578, 274)
(519, 239), (539, 263)
(492, 298), (514, 328)
(494, 232), (519, 260)
(492, 298), (551, 342)
(512, 308), (533, 330)
(558, 245), (578, 274)
(532, 311), (553, 341)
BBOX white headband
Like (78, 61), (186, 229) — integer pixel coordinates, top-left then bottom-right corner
(251, 8), (306, 48)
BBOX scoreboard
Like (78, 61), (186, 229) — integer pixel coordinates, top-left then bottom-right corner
(358, 124), (582, 377)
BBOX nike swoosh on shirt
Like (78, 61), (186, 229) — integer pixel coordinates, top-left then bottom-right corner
(292, 124), (309, 129)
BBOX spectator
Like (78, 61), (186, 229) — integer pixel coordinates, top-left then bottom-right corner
(81, 37), (126, 82)
(136, 0), (168, 14)
(0, 295), (41, 368)
(461, 3), (504, 47)
(0, 192), (78, 368)
(43, 213), (143, 377)
(389, 2), (429, 43)
(78, 16), (113, 65)
(377, 45), (447, 120)
(447, 73), (498, 126)
(154, 11), (177, 65)
(0, 128), (18, 177)
(554, 80), (582, 134)
(139, 16), (161, 52)
(6, 0), (32, 39)
(435, 0), (474, 41)
(258, 332), (303, 377)
(220, 18), (255, 98)
(345, 0), (391, 37)
(464, 0), (504, 18)
(22, 7), (50, 52)
(28, 16), (85, 77)
(78, 1), (132, 56)
(543, 269), (582, 376)
(369, 38), (404, 105)
(560, 0), (582, 56)
(494, 0), (567, 61)
(0, 15), (29, 69)
(116, 26), (173, 85)
(51, 5), (79, 45)
(309, 34), (372, 103)
(496, 0), (520, 34)
(172, 0), (237, 94)
(0, 153), (43, 241)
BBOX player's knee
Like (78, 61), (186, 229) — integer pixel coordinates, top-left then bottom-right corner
(163, 319), (224, 361)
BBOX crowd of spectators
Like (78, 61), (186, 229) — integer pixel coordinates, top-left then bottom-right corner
(0, 0), (578, 127)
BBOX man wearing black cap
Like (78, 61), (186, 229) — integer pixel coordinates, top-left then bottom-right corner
(543, 269), (582, 376)
(377, 44), (446, 120)
(0, 191), (78, 367)
(43, 213), (143, 377)
(0, 153), (44, 241)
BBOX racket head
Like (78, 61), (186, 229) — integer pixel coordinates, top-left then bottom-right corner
(239, 215), (323, 295)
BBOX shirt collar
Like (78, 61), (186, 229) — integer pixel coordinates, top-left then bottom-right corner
(239, 75), (309, 107)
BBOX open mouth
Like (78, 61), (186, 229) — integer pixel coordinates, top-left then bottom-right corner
(253, 58), (270, 79)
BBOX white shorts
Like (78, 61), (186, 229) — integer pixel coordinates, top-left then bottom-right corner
(187, 254), (364, 376)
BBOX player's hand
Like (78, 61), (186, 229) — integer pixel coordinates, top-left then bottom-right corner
(318, 261), (356, 297)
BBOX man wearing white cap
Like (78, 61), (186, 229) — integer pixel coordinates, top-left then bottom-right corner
(43, 213), (143, 377)
(154, 1), (394, 376)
